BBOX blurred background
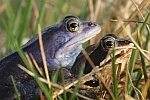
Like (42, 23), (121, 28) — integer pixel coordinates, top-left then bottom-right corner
(0, 0), (149, 58)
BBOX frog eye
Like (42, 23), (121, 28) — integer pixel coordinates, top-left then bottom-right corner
(101, 37), (115, 51)
(66, 19), (80, 32)
(105, 40), (115, 48)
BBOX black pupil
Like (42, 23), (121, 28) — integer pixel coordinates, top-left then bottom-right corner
(70, 23), (78, 28)
(106, 41), (113, 47)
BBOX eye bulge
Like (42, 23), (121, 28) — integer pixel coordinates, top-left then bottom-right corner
(66, 19), (80, 32)
(101, 37), (116, 51)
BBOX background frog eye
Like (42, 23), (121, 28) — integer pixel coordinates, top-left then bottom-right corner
(66, 19), (79, 32)
(104, 40), (115, 50)
(101, 38), (115, 51)
(105, 41), (114, 47)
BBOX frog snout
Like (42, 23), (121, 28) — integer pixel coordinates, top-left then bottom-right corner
(87, 22), (97, 27)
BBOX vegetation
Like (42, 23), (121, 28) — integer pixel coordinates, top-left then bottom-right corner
(0, 0), (150, 99)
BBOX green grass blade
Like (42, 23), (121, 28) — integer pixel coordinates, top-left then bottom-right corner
(144, 30), (150, 50)
(78, 0), (88, 20)
(52, 0), (66, 24)
(69, 80), (79, 100)
(11, 76), (21, 100)
(49, 69), (59, 99)
(139, 54), (147, 82)
(131, 70), (142, 97)
(128, 49), (137, 75)
(128, 49), (137, 92)
(139, 51), (150, 99)
(70, 65), (84, 100)
(58, 96), (63, 100)
(3, 0), (15, 28)
(34, 77), (52, 100)
(12, 3), (23, 36)
(34, 0), (46, 34)
(144, 12), (150, 50)
(60, 67), (67, 100)
(139, 13), (150, 99)
(2, 19), (18, 49)
(112, 49), (118, 100)
(2, 0), (15, 53)
(18, 0), (32, 46)
(140, 13), (150, 36)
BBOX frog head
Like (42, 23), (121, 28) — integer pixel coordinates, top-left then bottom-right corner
(46, 15), (101, 69)
(84, 33), (134, 74)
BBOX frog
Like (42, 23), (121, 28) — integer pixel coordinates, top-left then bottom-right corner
(71, 33), (134, 99)
(0, 15), (101, 100)
(72, 33), (133, 75)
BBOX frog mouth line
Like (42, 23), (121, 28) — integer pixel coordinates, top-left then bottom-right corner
(66, 28), (101, 48)
(100, 43), (134, 67)
(104, 48), (132, 65)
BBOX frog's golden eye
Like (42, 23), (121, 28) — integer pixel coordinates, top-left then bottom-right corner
(66, 19), (80, 32)
(101, 37), (115, 51)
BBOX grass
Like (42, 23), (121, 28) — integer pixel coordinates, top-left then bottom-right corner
(112, 49), (118, 100)
(11, 76), (21, 100)
(0, 0), (150, 100)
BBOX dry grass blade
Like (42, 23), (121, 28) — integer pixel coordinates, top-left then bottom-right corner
(127, 69), (140, 100)
(24, 52), (33, 68)
(111, 19), (150, 26)
(38, 86), (45, 100)
(18, 64), (48, 84)
(134, 88), (144, 100)
(18, 64), (35, 77)
(29, 53), (43, 76)
(52, 86), (94, 100)
(52, 79), (78, 98)
(142, 50), (150, 54)
(125, 94), (136, 100)
(38, 24), (51, 88)
(93, 0), (100, 22)
(88, 0), (94, 21)
(32, 0), (39, 19)
(82, 49), (96, 69)
(89, 0), (101, 45)
(125, 61), (129, 94)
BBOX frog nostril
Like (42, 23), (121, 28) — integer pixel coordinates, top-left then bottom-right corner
(88, 22), (94, 26)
